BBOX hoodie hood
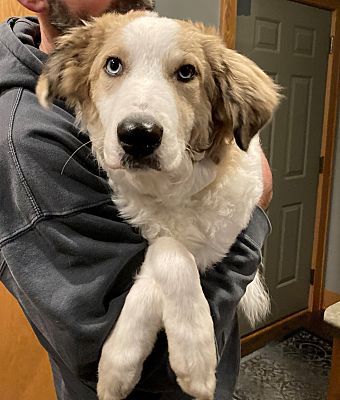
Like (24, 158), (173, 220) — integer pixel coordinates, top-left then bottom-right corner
(0, 17), (47, 93)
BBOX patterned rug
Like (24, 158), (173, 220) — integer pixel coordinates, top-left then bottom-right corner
(234, 330), (332, 400)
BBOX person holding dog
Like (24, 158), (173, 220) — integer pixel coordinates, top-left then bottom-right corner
(0, 0), (273, 399)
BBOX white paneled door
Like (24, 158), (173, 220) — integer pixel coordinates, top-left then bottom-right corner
(236, 0), (331, 333)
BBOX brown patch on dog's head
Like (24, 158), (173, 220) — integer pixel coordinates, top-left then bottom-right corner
(36, 22), (92, 110)
(178, 22), (281, 161)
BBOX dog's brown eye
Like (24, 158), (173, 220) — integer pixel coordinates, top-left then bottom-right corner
(176, 64), (196, 82)
(105, 57), (123, 76)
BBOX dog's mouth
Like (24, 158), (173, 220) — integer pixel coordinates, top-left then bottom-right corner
(121, 154), (161, 171)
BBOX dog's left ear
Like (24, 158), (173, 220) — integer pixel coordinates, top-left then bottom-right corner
(201, 30), (281, 156)
(36, 21), (97, 110)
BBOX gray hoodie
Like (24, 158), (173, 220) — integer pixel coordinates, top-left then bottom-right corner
(0, 17), (270, 400)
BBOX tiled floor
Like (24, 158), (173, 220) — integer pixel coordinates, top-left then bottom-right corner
(234, 330), (332, 400)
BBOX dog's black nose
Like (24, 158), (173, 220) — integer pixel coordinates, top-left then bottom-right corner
(117, 115), (163, 158)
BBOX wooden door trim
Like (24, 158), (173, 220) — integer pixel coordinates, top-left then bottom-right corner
(293, 0), (340, 9)
(220, 0), (237, 48)
(220, 0), (340, 315)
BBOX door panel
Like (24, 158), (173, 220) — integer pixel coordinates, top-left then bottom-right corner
(236, 0), (331, 333)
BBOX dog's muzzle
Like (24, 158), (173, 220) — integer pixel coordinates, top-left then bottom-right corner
(117, 114), (163, 159)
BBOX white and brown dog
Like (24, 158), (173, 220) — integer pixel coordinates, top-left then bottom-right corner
(37, 11), (280, 400)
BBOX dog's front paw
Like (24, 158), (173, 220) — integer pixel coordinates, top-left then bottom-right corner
(97, 350), (142, 400)
(177, 374), (216, 400)
(164, 299), (217, 400)
(169, 330), (217, 400)
(97, 374), (120, 400)
(146, 237), (217, 399)
(97, 276), (163, 400)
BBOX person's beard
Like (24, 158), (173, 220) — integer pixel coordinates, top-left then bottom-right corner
(47, 0), (156, 33)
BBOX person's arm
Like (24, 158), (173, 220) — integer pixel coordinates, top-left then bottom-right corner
(1, 183), (270, 397)
(0, 202), (147, 385)
(205, 148), (272, 353)
(201, 206), (271, 348)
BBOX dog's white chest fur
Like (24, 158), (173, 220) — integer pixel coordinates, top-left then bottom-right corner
(109, 139), (262, 270)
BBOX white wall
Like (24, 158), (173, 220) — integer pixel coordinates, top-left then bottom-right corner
(325, 98), (340, 294)
(155, 0), (220, 26)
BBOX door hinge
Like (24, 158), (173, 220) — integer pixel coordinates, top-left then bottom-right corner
(329, 35), (335, 54)
(310, 269), (315, 285)
(319, 156), (325, 174)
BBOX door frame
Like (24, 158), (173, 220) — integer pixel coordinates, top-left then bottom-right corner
(296, 0), (340, 315)
(220, 0), (340, 314)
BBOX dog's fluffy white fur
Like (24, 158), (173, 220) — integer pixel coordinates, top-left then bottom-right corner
(37, 12), (280, 400)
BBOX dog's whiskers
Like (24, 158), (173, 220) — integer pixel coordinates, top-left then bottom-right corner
(61, 140), (92, 175)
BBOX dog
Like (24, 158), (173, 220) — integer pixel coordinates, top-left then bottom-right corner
(36, 11), (280, 400)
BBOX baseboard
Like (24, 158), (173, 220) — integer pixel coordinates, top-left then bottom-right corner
(240, 309), (310, 357)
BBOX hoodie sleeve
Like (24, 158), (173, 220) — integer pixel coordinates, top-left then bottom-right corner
(201, 206), (271, 349)
(0, 205), (147, 382)
(1, 205), (270, 397)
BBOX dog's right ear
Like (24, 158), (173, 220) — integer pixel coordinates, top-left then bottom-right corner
(36, 22), (96, 110)
(196, 25), (281, 160)
(211, 47), (281, 152)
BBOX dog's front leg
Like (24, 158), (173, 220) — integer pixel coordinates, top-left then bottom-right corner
(147, 237), (217, 400)
(97, 268), (163, 400)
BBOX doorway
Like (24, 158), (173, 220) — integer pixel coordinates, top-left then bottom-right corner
(235, 0), (331, 333)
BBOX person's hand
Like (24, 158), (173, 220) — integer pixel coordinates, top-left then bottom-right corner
(258, 150), (273, 210)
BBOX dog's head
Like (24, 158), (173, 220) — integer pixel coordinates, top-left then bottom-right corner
(37, 12), (280, 175)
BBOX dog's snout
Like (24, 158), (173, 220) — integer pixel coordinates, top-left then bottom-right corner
(117, 115), (163, 158)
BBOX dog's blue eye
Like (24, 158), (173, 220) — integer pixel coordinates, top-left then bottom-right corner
(105, 57), (123, 76)
(176, 64), (196, 82)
